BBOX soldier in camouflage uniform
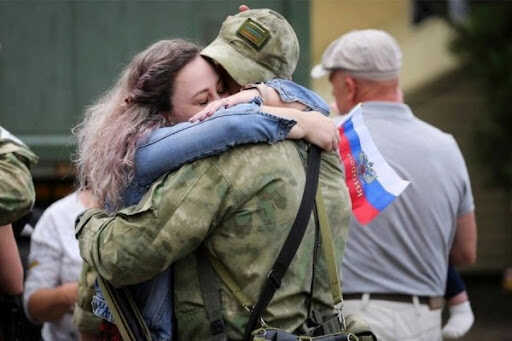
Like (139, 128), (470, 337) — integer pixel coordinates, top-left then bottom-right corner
(75, 8), (355, 341)
(0, 126), (37, 226)
(0, 126), (37, 295)
(77, 141), (351, 340)
(72, 8), (308, 338)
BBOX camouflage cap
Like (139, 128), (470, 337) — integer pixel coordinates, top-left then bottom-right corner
(201, 8), (299, 85)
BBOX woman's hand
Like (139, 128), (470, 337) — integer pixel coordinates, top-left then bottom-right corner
(189, 89), (260, 122)
(287, 111), (339, 152)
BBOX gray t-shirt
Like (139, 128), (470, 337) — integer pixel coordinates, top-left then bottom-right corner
(342, 101), (474, 296)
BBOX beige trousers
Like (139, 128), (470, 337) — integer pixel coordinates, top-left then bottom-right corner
(343, 294), (442, 341)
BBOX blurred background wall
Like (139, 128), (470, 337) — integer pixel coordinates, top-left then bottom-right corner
(310, 0), (458, 99)
(0, 0), (510, 274)
(0, 0), (311, 206)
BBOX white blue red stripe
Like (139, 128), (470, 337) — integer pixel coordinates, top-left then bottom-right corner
(337, 104), (409, 225)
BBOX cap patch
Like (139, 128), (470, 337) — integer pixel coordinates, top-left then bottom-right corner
(236, 18), (270, 51)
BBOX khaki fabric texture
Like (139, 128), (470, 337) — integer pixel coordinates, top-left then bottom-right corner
(201, 8), (299, 85)
(77, 141), (351, 340)
(0, 130), (37, 225)
(73, 262), (103, 334)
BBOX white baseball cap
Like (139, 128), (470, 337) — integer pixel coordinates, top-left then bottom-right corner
(311, 29), (402, 80)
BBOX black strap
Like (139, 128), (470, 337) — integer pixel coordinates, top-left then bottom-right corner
(197, 247), (228, 341)
(307, 209), (321, 317)
(99, 278), (152, 341)
(243, 145), (322, 340)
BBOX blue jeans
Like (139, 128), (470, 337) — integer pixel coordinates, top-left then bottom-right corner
(93, 79), (329, 340)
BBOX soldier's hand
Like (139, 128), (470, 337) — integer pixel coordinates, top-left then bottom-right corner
(239, 4), (250, 12)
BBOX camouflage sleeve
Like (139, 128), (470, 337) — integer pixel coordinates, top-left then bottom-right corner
(72, 262), (102, 334)
(76, 160), (230, 287)
(0, 140), (38, 225)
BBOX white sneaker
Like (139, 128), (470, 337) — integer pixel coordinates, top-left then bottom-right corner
(442, 301), (475, 339)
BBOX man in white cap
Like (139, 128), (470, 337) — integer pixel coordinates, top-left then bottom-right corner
(312, 29), (478, 340)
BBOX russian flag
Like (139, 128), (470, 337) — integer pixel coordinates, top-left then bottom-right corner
(337, 104), (410, 225)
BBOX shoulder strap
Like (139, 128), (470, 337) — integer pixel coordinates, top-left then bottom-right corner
(197, 247), (228, 341)
(315, 189), (345, 329)
(206, 252), (253, 311)
(96, 276), (152, 341)
(243, 145), (322, 340)
(315, 190), (343, 306)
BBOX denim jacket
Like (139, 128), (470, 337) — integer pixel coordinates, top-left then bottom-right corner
(92, 79), (329, 341)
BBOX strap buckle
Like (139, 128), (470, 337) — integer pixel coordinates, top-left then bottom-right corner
(334, 302), (346, 331)
(210, 319), (225, 335)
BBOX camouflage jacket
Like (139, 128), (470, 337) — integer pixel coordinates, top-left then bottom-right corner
(77, 141), (351, 340)
(72, 262), (103, 334)
(0, 127), (37, 225)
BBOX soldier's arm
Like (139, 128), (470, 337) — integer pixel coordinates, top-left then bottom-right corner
(77, 160), (230, 287)
(0, 144), (37, 225)
(0, 224), (24, 295)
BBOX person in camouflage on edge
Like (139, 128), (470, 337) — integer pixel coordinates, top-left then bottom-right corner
(0, 126), (37, 295)
(0, 126), (37, 226)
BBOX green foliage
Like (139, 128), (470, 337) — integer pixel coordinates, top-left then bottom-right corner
(451, 2), (512, 191)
